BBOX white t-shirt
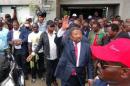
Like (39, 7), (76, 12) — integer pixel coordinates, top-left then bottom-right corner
(28, 31), (43, 53)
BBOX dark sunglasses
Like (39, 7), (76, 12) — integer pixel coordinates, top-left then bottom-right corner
(50, 24), (55, 27)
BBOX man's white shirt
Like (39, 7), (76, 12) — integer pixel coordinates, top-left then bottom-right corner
(73, 42), (81, 67)
(28, 31), (43, 53)
(47, 31), (57, 60)
(13, 28), (21, 49)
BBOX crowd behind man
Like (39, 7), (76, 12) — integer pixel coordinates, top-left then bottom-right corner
(0, 10), (130, 86)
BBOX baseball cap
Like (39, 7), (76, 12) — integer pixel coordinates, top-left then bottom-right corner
(72, 13), (77, 17)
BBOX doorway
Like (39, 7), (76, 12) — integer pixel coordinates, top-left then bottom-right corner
(60, 4), (119, 19)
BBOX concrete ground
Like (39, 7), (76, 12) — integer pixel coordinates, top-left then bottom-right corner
(25, 76), (88, 86)
(25, 79), (47, 86)
(25, 76), (61, 86)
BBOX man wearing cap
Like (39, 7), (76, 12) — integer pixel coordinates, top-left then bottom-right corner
(91, 38), (130, 86)
(69, 13), (77, 24)
(92, 24), (130, 86)
(27, 20), (58, 86)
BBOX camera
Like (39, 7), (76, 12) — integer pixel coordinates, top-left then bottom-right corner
(11, 6), (16, 9)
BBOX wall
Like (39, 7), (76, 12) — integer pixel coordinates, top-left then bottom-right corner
(44, 0), (57, 20)
(121, 0), (130, 20)
(1, 6), (30, 23)
(0, 0), (41, 5)
(1, 0), (130, 21)
(60, 0), (122, 5)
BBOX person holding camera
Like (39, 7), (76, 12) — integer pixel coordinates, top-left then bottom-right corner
(4, 6), (17, 30)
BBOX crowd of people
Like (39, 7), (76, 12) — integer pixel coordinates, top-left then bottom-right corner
(0, 9), (130, 86)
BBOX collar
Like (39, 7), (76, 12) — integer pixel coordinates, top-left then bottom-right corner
(73, 41), (81, 45)
(38, 20), (46, 25)
(46, 30), (56, 34)
(13, 28), (20, 31)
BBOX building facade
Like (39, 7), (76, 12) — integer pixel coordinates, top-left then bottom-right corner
(0, 0), (41, 22)
(0, 0), (130, 22)
(59, 0), (130, 20)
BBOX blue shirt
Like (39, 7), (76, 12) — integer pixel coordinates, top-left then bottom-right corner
(37, 21), (47, 32)
(0, 28), (9, 52)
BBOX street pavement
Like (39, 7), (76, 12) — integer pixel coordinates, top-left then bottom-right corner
(25, 76), (61, 86)
(25, 76), (88, 86)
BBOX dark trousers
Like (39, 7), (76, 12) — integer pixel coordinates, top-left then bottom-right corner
(13, 49), (28, 76)
(62, 75), (84, 86)
(68, 76), (81, 86)
(46, 59), (58, 86)
(31, 52), (44, 79)
(37, 52), (45, 78)
(31, 62), (37, 79)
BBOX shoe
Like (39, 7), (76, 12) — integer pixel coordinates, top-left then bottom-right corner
(53, 81), (58, 86)
(31, 79), (36, 83)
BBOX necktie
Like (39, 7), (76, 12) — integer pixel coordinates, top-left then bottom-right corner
(71, 42), (78, 76)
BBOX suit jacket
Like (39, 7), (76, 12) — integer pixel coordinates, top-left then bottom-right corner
(81, 28), (90, 39)
(35, 31), (58, 59)
(55, 36), (94, 82)
(7, 27), (28, 53)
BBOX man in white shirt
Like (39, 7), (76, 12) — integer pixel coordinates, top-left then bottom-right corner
(27, 20), (58, 86)
(28, 23), (44, 82)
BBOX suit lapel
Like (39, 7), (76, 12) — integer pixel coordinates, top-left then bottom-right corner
(69, 40), (76, 65)
(11, 30), (13, 40)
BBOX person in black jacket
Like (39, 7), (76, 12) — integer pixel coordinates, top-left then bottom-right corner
(27, 20), (58, 86)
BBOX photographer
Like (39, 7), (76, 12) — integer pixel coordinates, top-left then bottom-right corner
(4, 6), (17, 30)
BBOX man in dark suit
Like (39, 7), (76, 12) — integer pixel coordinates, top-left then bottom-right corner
(7, 20), (28, 80)
(55, 24), (94, 86)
